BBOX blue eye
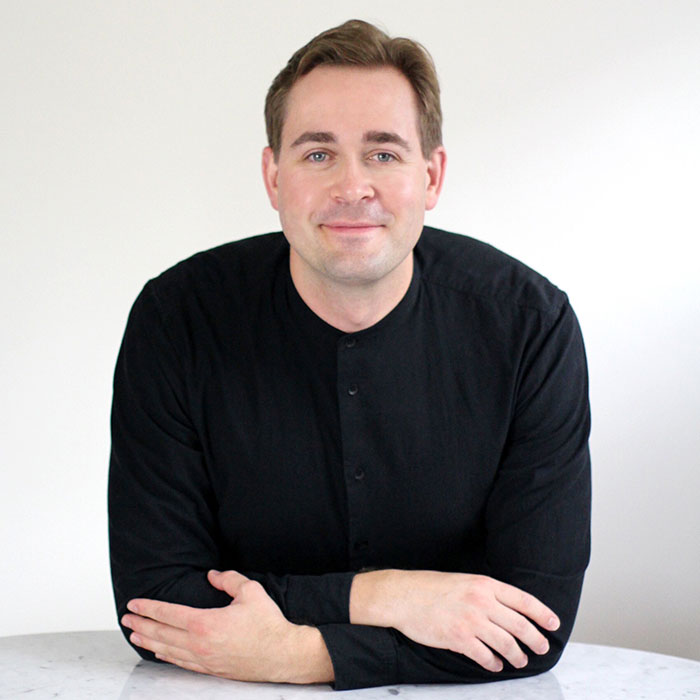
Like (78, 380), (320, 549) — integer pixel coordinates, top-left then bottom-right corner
(375, 152), (395, 163)
(307, 152), (328, 163)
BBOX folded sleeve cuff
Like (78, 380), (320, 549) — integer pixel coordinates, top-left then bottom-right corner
(285, 571), (356, 625)
(317, 623), (399, 690)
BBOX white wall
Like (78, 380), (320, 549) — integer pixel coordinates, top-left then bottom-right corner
(2, 0), (698, 662)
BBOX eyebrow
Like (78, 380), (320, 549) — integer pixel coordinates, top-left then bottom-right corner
(290, 130), (412, 151)
(363, 130), (411, 151)
(290, 131), (337, 148)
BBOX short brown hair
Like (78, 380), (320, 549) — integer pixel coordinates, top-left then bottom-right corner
(265, 19), (442, 159)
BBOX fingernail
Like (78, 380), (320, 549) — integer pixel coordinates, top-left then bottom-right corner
(130, 633), (141, 645)
(516, 656), (528, 668)
(209, 569), (220, 575)
(127, 601), (139, 613)
(492, 662), (503, 673)
(121, 616), (132, 629)
(539, 641), (550, 654)
(548, 616), (560, 630)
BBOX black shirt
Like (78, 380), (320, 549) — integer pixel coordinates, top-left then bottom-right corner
(109, 226), (591, 690)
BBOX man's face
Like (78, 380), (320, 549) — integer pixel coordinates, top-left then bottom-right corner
(262, 65), (445, 290)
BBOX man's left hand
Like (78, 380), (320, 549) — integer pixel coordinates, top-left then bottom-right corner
(122, 570), (305, 683)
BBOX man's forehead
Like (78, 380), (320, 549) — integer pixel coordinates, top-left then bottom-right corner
(281, 65), (421, 148)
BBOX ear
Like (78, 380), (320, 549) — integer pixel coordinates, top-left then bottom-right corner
(424, 146), (447, 211)
(262, 146), (280, 211)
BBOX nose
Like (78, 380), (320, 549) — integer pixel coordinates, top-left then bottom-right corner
(330, 158), (374, 203)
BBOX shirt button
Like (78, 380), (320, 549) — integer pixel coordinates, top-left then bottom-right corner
(345, 337), (357, 348)
(354, 468), (365, 481)
(348, 384), (358, 396)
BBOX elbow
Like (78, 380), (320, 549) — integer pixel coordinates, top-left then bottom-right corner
(498, 635), (566, 680)
(519, 645), (563, 676)
(114, 594), (162, 664)
(118, 620), (164, 664)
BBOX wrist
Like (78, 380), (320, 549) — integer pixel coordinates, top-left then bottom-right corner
(281, 624), (334, 684)
(349, 568), (404, 628)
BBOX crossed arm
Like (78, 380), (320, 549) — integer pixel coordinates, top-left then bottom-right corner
(112, 287), (590, 688)
(121, 567), (560, 684)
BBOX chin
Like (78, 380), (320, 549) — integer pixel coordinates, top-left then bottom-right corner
(321, 255), (402, 286)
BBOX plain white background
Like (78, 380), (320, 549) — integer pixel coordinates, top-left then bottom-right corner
(2, 0), (699, 662)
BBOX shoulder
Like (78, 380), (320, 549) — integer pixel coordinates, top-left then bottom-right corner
(149, 231), (286, 294)
(416, 226), (568, 316)
(137, 232), (287, 318)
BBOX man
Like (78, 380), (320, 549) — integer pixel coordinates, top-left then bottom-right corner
(109, 19), (591, 690)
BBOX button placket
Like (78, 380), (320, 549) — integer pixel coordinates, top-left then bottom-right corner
(337, 334), (370, 568)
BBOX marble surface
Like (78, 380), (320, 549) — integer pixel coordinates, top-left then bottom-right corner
(0, 631), (698, 699)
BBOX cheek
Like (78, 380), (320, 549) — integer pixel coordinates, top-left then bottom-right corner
(278, 173), (321, 218)
(382, 172), (426, 209)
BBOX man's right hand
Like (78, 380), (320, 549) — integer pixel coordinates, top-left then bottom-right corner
(349, 569), (560, 673)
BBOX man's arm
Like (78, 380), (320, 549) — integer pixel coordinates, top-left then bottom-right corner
(350, 569), (559, 672)
(120, 570), (335, 684)
(119, 564), (565, 688)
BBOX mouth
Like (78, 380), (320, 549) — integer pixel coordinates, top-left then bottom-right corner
(321, 222), (384, 234)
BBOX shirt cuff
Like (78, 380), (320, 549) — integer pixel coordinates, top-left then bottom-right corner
(285, 571), (356, 625)
(317, 623), (399, 690)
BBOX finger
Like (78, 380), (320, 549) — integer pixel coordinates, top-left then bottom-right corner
(122, 613), (191, 651)
(207, 569), (250, 598)
(156, 653), (211, 675)
(126, 599), (195, 630)
(476, 622), (528, 669)
(459, 637), (503, 673)
(494, 583), (560, 631)
(489, 606), (550, 656)
(128, 630), (198, 665)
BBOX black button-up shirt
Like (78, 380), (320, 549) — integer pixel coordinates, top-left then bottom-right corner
(109, 227), (591, 690)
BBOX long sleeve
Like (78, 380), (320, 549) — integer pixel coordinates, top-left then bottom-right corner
(482, 298), (591, 651)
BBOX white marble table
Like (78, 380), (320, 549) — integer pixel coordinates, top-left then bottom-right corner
(0, 631), (698, 699)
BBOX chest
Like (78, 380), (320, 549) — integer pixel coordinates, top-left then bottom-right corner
(186, 309), (517, 572)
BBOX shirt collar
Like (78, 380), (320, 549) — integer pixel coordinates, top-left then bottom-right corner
(282, 251), (422, 347)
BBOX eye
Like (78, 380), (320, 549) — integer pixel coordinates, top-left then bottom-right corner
(306, 152), (328, 163)
(373, 152), (396, 163)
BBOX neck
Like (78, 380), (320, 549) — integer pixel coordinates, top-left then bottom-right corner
(289, 253), (414, 333)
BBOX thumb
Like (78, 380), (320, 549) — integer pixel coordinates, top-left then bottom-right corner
(207, 569), (249, 597)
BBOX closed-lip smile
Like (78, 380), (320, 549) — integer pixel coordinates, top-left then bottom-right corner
(322, 222), (383, 230)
